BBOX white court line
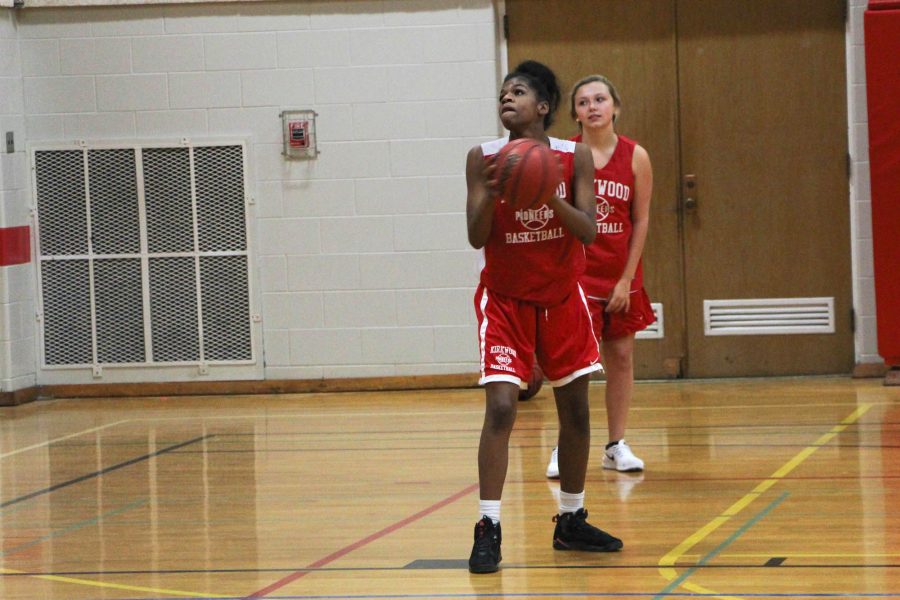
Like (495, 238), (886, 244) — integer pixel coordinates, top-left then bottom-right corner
(4, 400), (889, 446)
(128, 400), (887, 423)
(0, 419), (130, 460)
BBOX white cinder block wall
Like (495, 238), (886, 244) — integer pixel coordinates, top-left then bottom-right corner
(847, 0), (879, 366)
(0, 0), (882, 391)
(12, 0), (498, 384)
(1, 8), (38, 394)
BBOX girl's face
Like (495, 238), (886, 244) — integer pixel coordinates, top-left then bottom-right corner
(498, 76), (547, 132)
(573, 81), (618, 130)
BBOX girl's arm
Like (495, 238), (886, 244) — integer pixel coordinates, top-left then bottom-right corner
(466, 145), (496, 249)
(547, 142), (596, 245)
(607, 143), (653, 313)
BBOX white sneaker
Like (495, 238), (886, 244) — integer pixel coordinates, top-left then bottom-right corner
(602, 440), (645, 472)
(546, 446), (559, 479)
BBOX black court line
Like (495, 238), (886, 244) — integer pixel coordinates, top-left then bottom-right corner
(0, 434), (211, 510)
(2, 563), (898, 578)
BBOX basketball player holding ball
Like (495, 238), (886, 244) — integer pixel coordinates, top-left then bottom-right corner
(546, 75), (655, 478)
(465, 60), (623, 574)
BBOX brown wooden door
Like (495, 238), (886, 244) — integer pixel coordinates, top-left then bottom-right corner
(507, 0), (684, 379)
(676, 0), (852, 376)
(506, 0), (853, 378)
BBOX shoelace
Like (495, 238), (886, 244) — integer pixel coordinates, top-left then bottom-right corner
(474, 520), (499, 543)
(475, 520), (489, 538)
(609, 443), (628, 458)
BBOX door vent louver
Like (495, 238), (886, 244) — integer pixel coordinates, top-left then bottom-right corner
(704, 297), (835, 336)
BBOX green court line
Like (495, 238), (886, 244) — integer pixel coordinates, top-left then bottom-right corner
(0, 498), (148, 558)
(653, 491), (789, 600)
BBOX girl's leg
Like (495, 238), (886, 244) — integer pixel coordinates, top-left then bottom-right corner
(478, 381), (520, 499)
(602, 334), (634, 442)
(553, 374), (591, 494)
(470, 381), (518, 574)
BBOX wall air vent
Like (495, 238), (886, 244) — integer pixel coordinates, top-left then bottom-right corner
(31, 140), (257, 379)
(703, 297), (835, 336)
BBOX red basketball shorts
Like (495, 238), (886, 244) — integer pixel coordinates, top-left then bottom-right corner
(474, 283), (602, 388)
(587, 287), (656, 341)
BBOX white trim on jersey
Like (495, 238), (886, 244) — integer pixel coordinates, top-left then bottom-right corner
(478, 287), (490, 381)
(481, 136), (575, 157)
(578, 283), (602, 358)
(549, 137), (576, 153)
(547, 363), (602, 388)
(481, 373), (525, 387)
(481, 137), (509, 157)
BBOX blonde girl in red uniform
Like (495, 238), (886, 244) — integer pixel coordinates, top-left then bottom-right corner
(466, 61), (623, 574)
(546, 75), (655, 478)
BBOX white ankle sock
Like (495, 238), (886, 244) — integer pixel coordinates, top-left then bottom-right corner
(479, 500), (501, 524)
(559, 490), (584, 514)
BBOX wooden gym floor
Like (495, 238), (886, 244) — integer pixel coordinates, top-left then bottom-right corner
(0, 376), (898, 599)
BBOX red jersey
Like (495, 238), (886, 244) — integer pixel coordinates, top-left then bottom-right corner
(573, 134), (644, 298)
(479, 136), (585, 307)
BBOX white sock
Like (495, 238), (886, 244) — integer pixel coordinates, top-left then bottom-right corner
(479, 500), (501, 524)
(559, 490), (584, 514)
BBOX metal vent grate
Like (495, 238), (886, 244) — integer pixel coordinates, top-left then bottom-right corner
(95, 258), (146, 363)
(144, 147), (194, 254)
(89, 149), (140, 254)
(195, 145), (246, 252)
(41, 260), (92, 365)
(704, 297), (835, 336)
(149, 256), (200, 362)
(32, 141), (255, 372)
(35, 150), (87, 256)
(635, 303), (664, 340)
(201, 255), (252, 361)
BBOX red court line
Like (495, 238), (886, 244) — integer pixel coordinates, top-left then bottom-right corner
(244, 482), (479, 599)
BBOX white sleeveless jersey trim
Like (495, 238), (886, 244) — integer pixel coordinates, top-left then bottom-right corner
(481, 137), (509, 157)
(482, 136), (573, 157)
(549, 137), (576, 154)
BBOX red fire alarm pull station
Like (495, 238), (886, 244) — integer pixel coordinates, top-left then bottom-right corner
(281, 110), (318, 159)
(289, 121), (309, 149)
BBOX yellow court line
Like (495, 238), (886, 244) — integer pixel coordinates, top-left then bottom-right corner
(0, 567), (227, 598)
(0, 420), (130, 460)
(657, 403), (873, 598)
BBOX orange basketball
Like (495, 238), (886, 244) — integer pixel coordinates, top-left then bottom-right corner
(494, 138), (562, 209)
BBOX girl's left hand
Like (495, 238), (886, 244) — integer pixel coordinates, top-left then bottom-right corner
(605, 279), (631, 314)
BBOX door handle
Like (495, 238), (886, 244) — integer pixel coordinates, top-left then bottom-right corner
(683, 174), (697, 211)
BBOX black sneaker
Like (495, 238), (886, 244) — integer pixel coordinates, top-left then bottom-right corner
(468, 517), (502, 573)
(552, 508), (623, 552)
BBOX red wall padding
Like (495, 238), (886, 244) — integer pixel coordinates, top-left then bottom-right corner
(0, 226), (30, 267)
(864, 8), (900, 365)
(868, 0), (900, 9)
